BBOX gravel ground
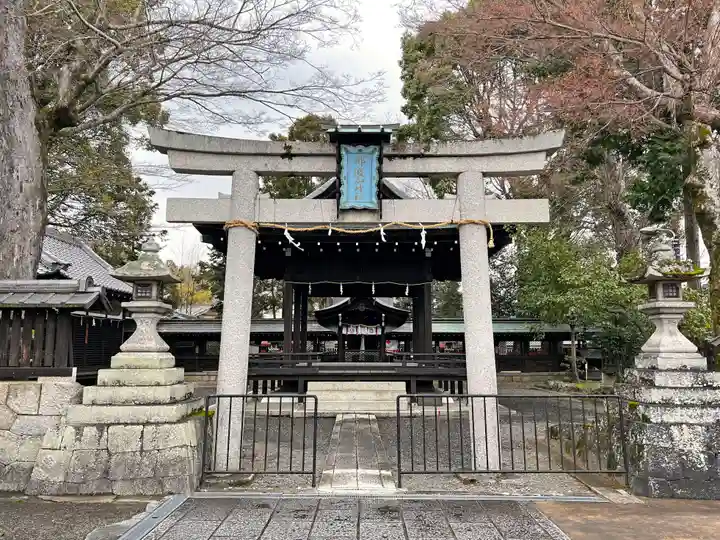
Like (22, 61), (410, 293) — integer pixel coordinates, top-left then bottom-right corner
(376, 415), (597, 497)
(201, 415), (336, 491)
(0, 495), (146, 540)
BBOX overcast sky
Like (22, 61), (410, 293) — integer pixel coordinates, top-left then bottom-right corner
(133, 1), (406, 265)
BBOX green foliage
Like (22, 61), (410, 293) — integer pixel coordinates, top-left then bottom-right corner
(433, 282), (463, 317)
(516, 227), (643, 327)
(583, 128), (690, 223)
(680, 288), (713, 347)
(46, 121), (158, 266)
(516, 227), (649, 374)
(595, 309), (653, 372)
(398, 32), (466, 144)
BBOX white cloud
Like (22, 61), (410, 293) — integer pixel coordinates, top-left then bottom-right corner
(133, 0), (406, 265)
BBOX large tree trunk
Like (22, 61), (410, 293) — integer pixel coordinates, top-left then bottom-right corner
(686, 145), (720, 337)
(0, 0), (46, 279)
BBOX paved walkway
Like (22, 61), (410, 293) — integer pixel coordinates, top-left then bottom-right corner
(123, 495), (571, 540)
(318, 413), (395, 493)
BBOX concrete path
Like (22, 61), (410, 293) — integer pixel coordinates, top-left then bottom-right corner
(318, 413), (395, 493)
(122, 495), (572, 540)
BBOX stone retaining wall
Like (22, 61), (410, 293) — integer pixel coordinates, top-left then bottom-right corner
(26, 416), (204, 496)
(0, 379), (82, 492)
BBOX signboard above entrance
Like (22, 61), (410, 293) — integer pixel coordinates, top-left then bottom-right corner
(339, 145), (380, 210)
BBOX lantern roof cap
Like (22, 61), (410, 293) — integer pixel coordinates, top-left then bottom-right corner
(110, 240), (180, 284)
(630, 227), (708, 284)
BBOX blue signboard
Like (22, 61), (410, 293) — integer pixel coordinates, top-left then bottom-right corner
(339, 145), (380, 210)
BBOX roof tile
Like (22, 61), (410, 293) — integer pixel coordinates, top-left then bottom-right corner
(40, 228), (132, 294)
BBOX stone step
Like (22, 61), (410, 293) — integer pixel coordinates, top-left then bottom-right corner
(66, 398), (203, 425)
(82, 384), (194, 406)
(315, 401), (409, 415)
(97, 368), (184, 387)
(110, 352), (176, 369)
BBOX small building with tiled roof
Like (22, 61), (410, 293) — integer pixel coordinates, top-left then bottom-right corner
(34, 228), (132, 379)
(39, 228), (133, 304)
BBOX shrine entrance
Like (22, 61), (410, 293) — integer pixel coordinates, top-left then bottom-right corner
(150, 122), (564, 478)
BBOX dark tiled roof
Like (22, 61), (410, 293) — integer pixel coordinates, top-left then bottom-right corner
(39, 228), (132, 295)
(0, 280), (110, 311)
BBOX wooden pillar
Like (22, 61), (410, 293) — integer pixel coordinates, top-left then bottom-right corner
(293, 285), (302, 352)
(337, 315), (345, 361)
(300, 285), (308, 352)
(423, 282), (432, 354)
(283, 281), (293, 354)
(379, 315), (386, 362)
(412, 289), (422, 354)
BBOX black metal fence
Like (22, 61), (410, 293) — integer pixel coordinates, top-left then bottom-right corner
(395, 394), (628, 488)
(201, 394), (319, 486)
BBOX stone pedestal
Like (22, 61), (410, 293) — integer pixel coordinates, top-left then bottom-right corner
(306, 381), (409, 416)
(0, 378), (82, 492)
(623, 364), (720, 499)
(26, 351), (204, 496)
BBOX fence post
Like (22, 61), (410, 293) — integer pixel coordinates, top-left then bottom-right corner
(396, 395), (403, 488)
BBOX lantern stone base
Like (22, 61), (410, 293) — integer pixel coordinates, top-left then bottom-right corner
(23, 344), (205, 496)
(623, 361), (720, 499)
(26, 415), (204, 496)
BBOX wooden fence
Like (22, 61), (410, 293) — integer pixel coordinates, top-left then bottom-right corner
(0, 308), (74, 379)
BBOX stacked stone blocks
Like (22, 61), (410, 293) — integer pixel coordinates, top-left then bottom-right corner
(620, 230), (720, 499)
(27, 413), (203, 496)
(0, 379), (82, 492)
(624, 361), (720, 499)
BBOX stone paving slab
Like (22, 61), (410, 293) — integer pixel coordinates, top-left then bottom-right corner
(125, 496), (572, 539)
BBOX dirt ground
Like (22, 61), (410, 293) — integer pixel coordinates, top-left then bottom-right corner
(539, 499), (720, 540)
(0, 495), (146, 540)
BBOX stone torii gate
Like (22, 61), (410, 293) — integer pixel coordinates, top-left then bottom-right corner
(150, 126), (563, 468)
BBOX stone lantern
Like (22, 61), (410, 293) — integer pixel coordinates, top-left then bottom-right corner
(27, 240), (204, 497)
(629, 227), (707, 370)
(110, 240), (180, 355)
(623, 227), (718, 499)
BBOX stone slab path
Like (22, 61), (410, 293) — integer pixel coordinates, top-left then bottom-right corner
(318, 413), (395, 493)
(122, 495), (572, 540)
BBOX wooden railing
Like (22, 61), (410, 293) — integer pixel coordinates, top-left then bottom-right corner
(244, 352), (468, 394)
